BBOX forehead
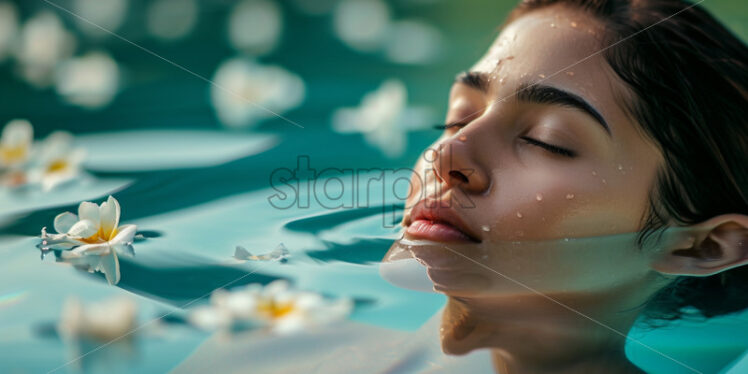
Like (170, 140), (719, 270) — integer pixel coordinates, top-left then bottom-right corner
(473, 6), (605, 75)
(470, 6), (636, 135)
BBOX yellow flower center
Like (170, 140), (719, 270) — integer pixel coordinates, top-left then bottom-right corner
(46, 159), (69, 173)
(257, 299), (295, 319)
(80, 227), (118, 244)
(0, 146), (28, 165)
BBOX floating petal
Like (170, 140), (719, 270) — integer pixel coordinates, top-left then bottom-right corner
(53, 212), (78, 234)
(67, 219), (98, 239)
(99, 196), (121, 240)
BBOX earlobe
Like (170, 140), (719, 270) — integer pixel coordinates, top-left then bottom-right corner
(651, 214), (748, 277)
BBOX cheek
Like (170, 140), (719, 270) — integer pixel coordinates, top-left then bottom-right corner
(482, 163), (653, 240)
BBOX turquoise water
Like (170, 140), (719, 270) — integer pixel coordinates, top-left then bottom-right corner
(0, 1), (747, 373)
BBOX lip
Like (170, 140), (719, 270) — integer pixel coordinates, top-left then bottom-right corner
(405, 198), (481, 243)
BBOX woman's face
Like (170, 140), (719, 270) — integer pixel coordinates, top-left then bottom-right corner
(392, 6), (669, 297)
(403, 6), (663, 243)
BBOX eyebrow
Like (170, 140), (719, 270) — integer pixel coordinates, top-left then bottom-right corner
(454, 72), (611, 136)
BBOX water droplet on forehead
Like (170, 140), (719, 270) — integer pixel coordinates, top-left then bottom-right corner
(565, 71), (575, 76)
(617, 164), (624, 171)
(565, 193), (575, 200)
(550, 23), (556, 28)
(570, 21), (578, 28)
(516, 212), (523, 218)
(481, 225), (490, 232)
(535, 193), (543, 201)
(538, 74), (546, 78)
(499, 77), (506, 85)
(591, 170), (597, 176)
(602, 178), (607, 184)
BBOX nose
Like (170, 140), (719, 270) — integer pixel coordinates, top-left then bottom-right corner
(430, 132), (490, 194)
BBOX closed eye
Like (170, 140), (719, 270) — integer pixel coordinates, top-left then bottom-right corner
(520, 136), (576, 158)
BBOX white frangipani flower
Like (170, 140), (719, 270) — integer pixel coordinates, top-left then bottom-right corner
(28, 131), (86, 191)
(0, 119), (33, 169)
(146, 0), (199, 41)
(17, 11), (76, 88)
(55, 51), (120, 109)
(40, 196), (137, 285)
(58, 296), (137, 342)
(228, 0), (282, 56)
(189, 280), (352, 335)
(332, 79), (433, 158)
(211, 58), (305, 128)
(333, 0), (390, 52)
(0, 2), (19, 62)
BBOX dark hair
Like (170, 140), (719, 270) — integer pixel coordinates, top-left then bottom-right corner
(506, 0), (748, 322)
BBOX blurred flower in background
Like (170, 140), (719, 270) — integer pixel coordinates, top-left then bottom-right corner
(16, 11), (76, 88)
(146, 0), (199, 42)
(211, 58), (305, 129)
(58, 296), (137, 342)
(332, 79), (433, 158)
(333, 0), (391, 52)
(228, 0), (282, 56)
(72, 0), (128, 39)
(0, 120), (87, 190)
(333, 0), (443, 64)
(55, 51), (120, 109)
(189, 280), (352, 335)
(0, 119), (32, 170)
(28, 131), (86, 191)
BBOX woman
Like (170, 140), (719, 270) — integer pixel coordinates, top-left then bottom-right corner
(393, 0), (748, 372)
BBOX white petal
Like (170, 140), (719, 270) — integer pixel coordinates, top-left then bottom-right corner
(99, 249), (120, 285)
(62, 243), (110, 258)
(53, 212), (78, 234)
(99, 195), (120, 240)
(67, 219), (98, 238)
(1, 119), (33, 148)
(110, 224), (136, 245)
(77, 201), (100, 226)
(188, 306), (232, 331)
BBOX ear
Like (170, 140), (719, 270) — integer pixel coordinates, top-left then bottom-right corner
(651, 214), (748, 276)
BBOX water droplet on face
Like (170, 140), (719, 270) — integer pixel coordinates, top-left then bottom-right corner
(520, 72), (529, 79)
(499, 77), (506, 85)
(550, 23), (556, 28)
(516, 211), (523, 218)
(565, 71), (575, 76)
(458, 135), (467, 142)
(570, 21), (578, 28)
(617, 164), (624, 171)
(481, 225), (490, 232)
(535, 193), (543, 201)
(538, 74), (546, 78)
(565, 193), (575, 200)
(591, 170), (597, 176)
(563, 238), (570, 242)
(602, 178), (607, 184)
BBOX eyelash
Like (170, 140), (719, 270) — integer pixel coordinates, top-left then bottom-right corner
(433, 123), (576, 158)
(519, 136), (576, 158)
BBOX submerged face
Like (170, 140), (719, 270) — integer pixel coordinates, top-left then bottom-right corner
(391, 6), (669, 297)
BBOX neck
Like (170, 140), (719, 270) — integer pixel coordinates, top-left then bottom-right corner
(439, 292), (648, 374)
